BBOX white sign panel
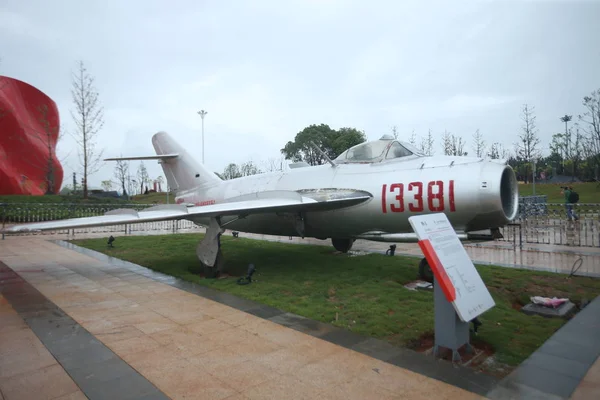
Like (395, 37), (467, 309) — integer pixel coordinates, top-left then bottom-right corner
(409, 213), (495, 322)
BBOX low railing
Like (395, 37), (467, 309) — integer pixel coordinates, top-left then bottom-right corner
(500, 203), (600, 247)
(0, 202), (202, 237)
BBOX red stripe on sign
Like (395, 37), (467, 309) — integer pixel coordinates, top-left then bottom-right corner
(418, 239), (456, 302)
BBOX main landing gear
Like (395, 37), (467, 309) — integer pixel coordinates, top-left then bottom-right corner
(196, 217), (226, 278)
(331, 238), (355, 253)
(419, 257), (434, 283)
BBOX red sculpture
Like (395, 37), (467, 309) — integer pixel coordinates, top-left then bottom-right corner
(0, 76), (63, 195)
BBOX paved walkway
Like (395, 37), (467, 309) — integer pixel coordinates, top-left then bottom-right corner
(1, 237), (486, 400)
(0, 293), (87, 400)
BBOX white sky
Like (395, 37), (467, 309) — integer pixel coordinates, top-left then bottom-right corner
(1, 0), (599, 190)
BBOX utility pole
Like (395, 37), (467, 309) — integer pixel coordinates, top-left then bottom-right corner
(197, 109), (208, 164)
(532, 158), (536, 196)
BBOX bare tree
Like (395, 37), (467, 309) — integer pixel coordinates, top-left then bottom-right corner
(126, 174), (136, 197)
(487, 142), (509, 159)
(240, 160), (261, 176)
(391, 125), (399, 139)
(137, 161), (150, 193)
(70, 60), (104, 199)
(579, 88), (600, 179)
(222, 163), (241, 180)
(442, 130), (453, 155)
(442, 130), (468, 156)
(16, 104), (62, 194)
(419, 129), (435, 155)
(156, 175), (164, 192)
(262, 156), (285, 172)
(569, 124), (584, 179)
(472, 129), (486, 158)
(515, 104), (542, 182)
(113, 158), (129, 198)
(408, 129), (417, 146)
(37, 104), (61, 194)
(516, 104), (542, 161)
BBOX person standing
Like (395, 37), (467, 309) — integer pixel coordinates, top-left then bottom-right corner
(562, 186), (579, 221)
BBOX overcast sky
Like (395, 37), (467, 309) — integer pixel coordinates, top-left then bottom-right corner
(1, 0), (599, 191)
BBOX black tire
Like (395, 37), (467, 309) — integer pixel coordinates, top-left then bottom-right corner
(331, 238), (354, 253)
(418, 258), (434, 283)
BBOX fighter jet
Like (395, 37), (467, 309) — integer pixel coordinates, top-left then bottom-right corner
(3, 131), (519, 279)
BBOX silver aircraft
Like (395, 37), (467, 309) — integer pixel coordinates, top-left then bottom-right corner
(3, 131), (519, 279)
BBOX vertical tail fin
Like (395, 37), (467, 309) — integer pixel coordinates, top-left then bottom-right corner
(105, 131), (222, 196)
(151, 131), (221, 194)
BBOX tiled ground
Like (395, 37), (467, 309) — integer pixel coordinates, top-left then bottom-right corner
(570, 356), (600, 399)
(0, 293), (87, 400)
(0, 237), (486, 400)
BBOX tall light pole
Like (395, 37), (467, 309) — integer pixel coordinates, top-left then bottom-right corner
(197, 109), (208, 164)
(560, 114), (572, 174)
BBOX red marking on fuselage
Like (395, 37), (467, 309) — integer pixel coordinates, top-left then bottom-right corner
(196, 200), (216, 206)
(380, 180), (456, 214)
(175, 198), (215, 206)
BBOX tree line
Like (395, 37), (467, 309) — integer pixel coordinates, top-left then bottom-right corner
(5, 57), (598, 191)
(217, 88), (598, 184)
(218, 85), (600, 183)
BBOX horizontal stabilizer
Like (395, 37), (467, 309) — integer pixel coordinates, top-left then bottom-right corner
(104, 154), (179, 161)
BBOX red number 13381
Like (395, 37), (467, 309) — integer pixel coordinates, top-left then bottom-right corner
(381, 180), (455, 213)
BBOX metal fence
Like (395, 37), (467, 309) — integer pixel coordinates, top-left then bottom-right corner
(0, 202), (202, 236)
(500, 202), (600, 248)
(2, 201), (599, 247)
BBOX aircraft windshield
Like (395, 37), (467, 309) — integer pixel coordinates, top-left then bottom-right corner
(399, 141), (424, 155)
(337, 140), (390, 162)
(335, 138), (422, 164)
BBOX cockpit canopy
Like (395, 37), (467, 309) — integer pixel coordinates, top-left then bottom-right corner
(334, 134), (424, 164)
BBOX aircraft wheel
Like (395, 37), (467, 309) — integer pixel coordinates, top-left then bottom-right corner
(203, 249), (225, 279)
(418, 258), (434, 283)
(331, 238), (355, 253)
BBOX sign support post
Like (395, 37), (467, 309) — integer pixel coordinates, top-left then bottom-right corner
(409, 213), (495, 363)
(433, 276), (472, 362)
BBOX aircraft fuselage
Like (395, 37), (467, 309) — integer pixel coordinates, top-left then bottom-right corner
(173, 154), (518, 240)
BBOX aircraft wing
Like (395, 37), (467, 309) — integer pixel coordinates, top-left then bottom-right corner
(2, 190), (371, 233)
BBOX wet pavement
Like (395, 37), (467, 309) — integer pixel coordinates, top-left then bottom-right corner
(1, 231), (599, 399)
(1, 236), (489, 400)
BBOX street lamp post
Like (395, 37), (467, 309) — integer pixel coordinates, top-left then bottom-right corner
(560, 114), (572, 174)
(197, 110), (208, 164)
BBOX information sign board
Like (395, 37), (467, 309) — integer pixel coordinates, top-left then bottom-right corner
(409, 213), (495, 322)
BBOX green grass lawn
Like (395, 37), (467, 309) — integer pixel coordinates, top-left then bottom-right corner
(71, 233), (600, 370)
(131, 192), (173, 204)
(518, 182), (599, 203)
